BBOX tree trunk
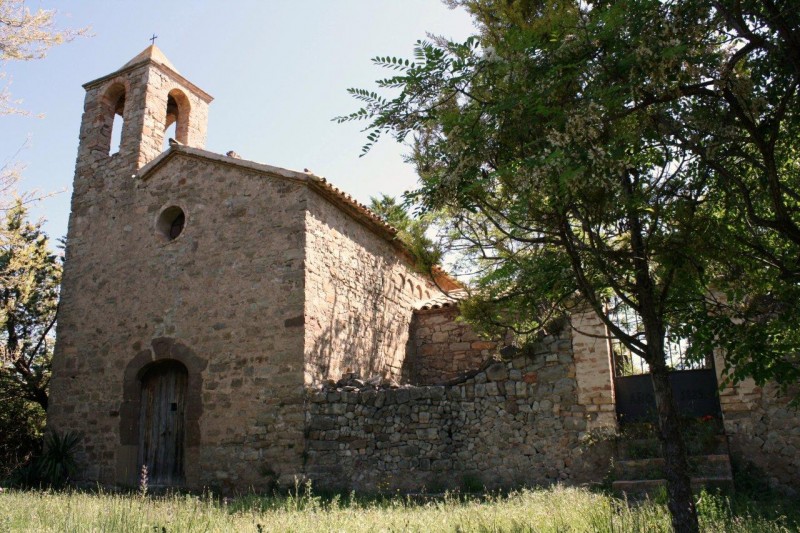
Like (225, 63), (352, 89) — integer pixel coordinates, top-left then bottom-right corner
(650, 358), (699, 533)
(31, 386), (48, 411)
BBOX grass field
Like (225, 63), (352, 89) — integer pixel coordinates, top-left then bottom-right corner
(0, 484), (798, 532)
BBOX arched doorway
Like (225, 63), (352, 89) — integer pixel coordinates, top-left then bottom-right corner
(138, 360), (187, 486)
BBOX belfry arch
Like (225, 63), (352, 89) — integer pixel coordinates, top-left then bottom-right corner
(102, 82), (127, 155)
(165, 88), (191, 145)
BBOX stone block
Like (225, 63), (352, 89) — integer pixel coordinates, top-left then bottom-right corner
(309, 440), (340, 451)
(523, 372), (538, 384)
(308, 417), (337, 431)
(486, 362), (509, 382)
(396, 389), (411, 404)
(472, 341), (495, 350)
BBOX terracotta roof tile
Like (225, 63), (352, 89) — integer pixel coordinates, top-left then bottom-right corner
(309, 175), (398, 236)
(416, 290), (468, 311)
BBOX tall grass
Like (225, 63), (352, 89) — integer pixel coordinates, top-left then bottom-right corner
(0, 484), (796, 532)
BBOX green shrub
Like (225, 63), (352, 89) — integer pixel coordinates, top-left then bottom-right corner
(5, 431), (80, 489)
(0, 395), (45, 481)
(37, 431), (80, 488)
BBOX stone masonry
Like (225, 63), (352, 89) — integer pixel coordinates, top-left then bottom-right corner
(47, 45), (455, 492)
(570, 308), (617, 430)
(304, 191), (443, 386)
(305, 328), (613, 492)
(405, 306), (501, 385)
(714, 354), (800, 494)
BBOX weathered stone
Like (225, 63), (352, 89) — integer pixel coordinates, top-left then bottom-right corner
(486, 362), (509, 382)
(309, 417), (337, 431)
(523, 371), (538, 385)
(395, 389), (411, 404)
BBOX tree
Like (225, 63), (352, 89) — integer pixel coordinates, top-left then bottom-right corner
(1, 0), (88, 215)
(0, 202), (60, 477)
(369, 194), (443, 275)
(1, 0), (87, 116)
(0, 0), (77, 411)
(0, 0), (84, 480)
(338, 2), (800, 531)
(0, 202), (60, 408)
(639, 0), (800, 390)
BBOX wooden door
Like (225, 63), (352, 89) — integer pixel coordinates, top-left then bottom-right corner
(138, 361), (187, 486)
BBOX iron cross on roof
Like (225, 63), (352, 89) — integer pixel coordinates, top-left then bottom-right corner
(150, 34), (158, 45)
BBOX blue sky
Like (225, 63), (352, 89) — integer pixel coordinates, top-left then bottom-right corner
(1, 1), (475, 240)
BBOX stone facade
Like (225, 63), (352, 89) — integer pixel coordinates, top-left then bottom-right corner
(405, 307), (501, 385)
(304, 191), (437, 386)
(49, 145), (311, 489)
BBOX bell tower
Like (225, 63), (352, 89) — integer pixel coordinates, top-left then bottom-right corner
(74, 45), (213, 181)
(51, 47), (214, 485)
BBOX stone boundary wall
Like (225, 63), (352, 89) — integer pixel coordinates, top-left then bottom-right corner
(406, 307), (501, 385)
(304, 329), (613, 492)
(715, 359), (800, 494)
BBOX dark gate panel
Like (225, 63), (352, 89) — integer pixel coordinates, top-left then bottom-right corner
(138, 361), (187, 486)
(615, 369), (722, 424)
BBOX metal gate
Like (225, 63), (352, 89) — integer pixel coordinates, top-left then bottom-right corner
(609, 303), (722, 424)
(613, 369), (722, 423)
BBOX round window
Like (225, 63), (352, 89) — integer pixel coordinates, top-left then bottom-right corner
(156, 206), (186, 241)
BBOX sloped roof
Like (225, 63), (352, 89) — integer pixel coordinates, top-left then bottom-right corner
(137, 145), (461, 290)
(82, 45), (212, 103)
(120, 45), (179, 73)
(416, 289), (468, 311)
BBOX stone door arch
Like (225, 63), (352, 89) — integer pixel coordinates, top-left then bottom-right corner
(119, 338), (206, 487)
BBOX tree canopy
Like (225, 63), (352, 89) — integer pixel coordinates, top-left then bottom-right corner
(0, 202), (60, 411)
(0, 0), (87, 116)
(339, 2), (800, 531)
(0, 0), (84, 482)
(342, 0), (800, 390)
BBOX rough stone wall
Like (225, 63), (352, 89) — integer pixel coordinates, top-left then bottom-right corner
(303, 192), (436, 386)
(48, 150), (308, 491)
(137, 66), (210, 168)
(715, 357), (800, 494)
(406, 307), (501, 385)
(305, 328), (613, 491)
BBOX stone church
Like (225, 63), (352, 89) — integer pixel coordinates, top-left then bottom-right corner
(48, 46), (800, 495)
